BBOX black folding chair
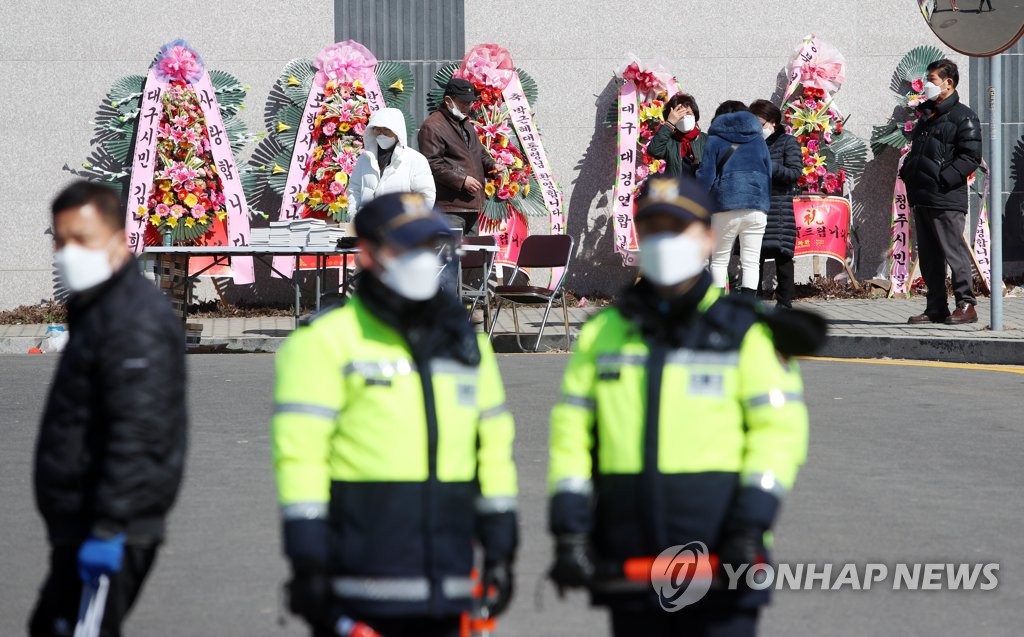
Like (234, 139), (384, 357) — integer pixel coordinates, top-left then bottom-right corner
(460, 235), (497, 331)
(487, 234), (574, 352)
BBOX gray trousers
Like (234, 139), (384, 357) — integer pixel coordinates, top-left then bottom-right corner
(913, 206), (976, 315)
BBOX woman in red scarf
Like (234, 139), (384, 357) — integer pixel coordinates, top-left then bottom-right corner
(648, 93), (707, 178)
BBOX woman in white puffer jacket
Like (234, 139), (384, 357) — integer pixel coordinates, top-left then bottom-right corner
(347, 107), (436, 218)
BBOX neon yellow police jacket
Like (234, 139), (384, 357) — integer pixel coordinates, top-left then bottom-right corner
(272, 295), (517, 617)
(548, 281), (808, 605)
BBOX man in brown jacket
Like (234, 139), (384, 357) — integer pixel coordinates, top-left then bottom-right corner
(417, 78), (496, 234)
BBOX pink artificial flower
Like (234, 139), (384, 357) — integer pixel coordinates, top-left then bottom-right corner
(815, 165), (828, 177)
(155, 203), (170, 218)
(329, 181), (344, 195)
(806, 139), (820, 153)
(803, 156), (817, 167)
(170, 204), (186, 219)
(191, 204), (207, 219)
(911, 78), (925, 92)
(313, 40), (378, 83)
(172, 115), (189, 128)
(497, 185), (514, 200)
(822, 173), (841, 193)
(170, 128), (188, 144)
(455, 43), (515, 90)
(823, 130), (833, 144)
(353, 121), (367, 136)
(323, 122), (338, 136)
(156, 41), (204, 83)
(635, 163), (650, 181)
(904, 120), (915, 132)
(907, 96), (922, 108)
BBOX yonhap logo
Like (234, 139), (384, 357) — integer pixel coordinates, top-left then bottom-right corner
(651, 541), (714, 611)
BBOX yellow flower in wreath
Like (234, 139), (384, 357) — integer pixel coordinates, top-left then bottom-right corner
(522, 182), (531, 197)
(184, 217), (196, 228)
(509, 182), (520, 196)
(313, 146), (325, 161)
(184, 193), (199, 209)
(166, 217), (178, 228)
(334, 172), (348, 185)
(484, 182), (497, 197)
(296, 192), (309, 202)
(389, 79), (404, 92)
(216, 209), (227, 221)
(338, 122), (352, 133)
(162, 192), (175, 206)
(513, 157), (523, 169)
(150, 216), (161, 227)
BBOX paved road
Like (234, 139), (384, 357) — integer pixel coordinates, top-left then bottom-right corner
(2, 354), (1023, 636)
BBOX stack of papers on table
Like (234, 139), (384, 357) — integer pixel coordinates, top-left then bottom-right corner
(287, 219), (325, 246)
(269, 221), (292, 246)
(306, 225), (348, 248)
(249, 228), (270, 245)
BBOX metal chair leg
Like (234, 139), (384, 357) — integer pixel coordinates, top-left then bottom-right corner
(488, 298), (503, 340)
(512, 303), (527, 352)
(535, 295), (556, 352)
(562, 294), (570, 351)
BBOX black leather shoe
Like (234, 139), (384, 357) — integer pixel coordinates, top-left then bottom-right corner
(945, 303), (978, 325)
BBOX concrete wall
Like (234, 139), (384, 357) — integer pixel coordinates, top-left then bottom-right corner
(1, 0), (972, 309)
(0, 0), (334, 310)
(465, 0), (971, 295)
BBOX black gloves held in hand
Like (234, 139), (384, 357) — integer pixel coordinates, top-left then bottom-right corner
(287, 568), (332, 628)
(480, 561), (515, 618)
(548, 534), (596, 592)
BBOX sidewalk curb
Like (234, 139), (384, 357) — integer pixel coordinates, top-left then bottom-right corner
(5, 333), (1023, 364)
(817, 334), (1024, 365)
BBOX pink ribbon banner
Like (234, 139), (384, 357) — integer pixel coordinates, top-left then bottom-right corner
(124, 72), (163, 255)
(888, 153), (912, 297)
(274, 42), (387, 277)
(782, 36), (819, 105)
(502, 72), (566, 286)
(972, 160), (1001, 294)
(126, 64), (254, 284)
(611, 79), (640, 266)
(194, 70), (253, 283)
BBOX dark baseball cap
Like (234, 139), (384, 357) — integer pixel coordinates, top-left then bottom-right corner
(635, 175), (715, 226)
(354, 192), (453, 249)
(444, 77), (479, 101)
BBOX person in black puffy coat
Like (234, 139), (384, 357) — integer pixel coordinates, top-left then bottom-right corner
(899, 59), (982, 325)
(30, 181), (187, 637)
(749, 100), (802, 308)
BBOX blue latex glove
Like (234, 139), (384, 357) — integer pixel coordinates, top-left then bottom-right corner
(78, 534), (125, 586)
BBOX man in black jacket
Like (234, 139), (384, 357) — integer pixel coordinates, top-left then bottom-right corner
(30, 181), (188, 637)
(900, 59), (983, 325)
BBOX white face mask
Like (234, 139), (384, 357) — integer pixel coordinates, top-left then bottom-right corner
(675, 114), (696, 133)
(378, 248), (442, 301)
(638, 232), (708, 287)
(376, 135), (396, 150)
(446, 98), (467, 121)
(762, 124), (774, 139)
(55, 242), (114, 292)
(923, 81), (943, 101)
